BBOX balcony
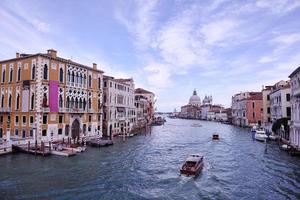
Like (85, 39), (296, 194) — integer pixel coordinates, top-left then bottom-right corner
(42, 107), (50, 112)
(0, 107), (12, 113)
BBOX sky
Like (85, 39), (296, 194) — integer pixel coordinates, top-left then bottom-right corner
(1, 0), (300, 112)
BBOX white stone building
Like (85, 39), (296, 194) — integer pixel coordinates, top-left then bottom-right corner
(102, 76), (136, 138)
(269, 80), (291, 122)
(289, 68), (300, 149)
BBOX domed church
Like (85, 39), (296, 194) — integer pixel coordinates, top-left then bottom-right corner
(179, 89), (201, 119)
(189, 89), (201, 107)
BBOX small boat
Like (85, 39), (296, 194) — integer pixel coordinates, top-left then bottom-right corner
(255, 128), (267, 142)
(212, 134), (219, 140)
(191, 124), (202, 127)
(280, 144), (291, 151)
(180, 154), (204, 176)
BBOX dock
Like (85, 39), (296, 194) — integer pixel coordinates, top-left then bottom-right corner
(12, 143), (51, 156)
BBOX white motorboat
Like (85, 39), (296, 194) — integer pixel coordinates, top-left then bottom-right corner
(251, 125), (257, 132)
(254, 129), (267, 142)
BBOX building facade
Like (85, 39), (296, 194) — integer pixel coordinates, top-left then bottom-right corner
(0, 50), (103, 146)
(134, 88), (155, 129)
(231, 92), (263, 127)
(269, 80), (291, 122)
(102, 76), (136, 138)
(289, 68), (300, 149)
(262, 86), (272, 127)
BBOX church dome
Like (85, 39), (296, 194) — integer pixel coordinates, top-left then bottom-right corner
(189, 90), (201, 106)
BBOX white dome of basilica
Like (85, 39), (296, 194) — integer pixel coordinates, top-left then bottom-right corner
(189, 89), (201, 106)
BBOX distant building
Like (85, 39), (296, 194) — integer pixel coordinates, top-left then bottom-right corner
(231, 92), (263, 127)
(179, 90), (201, 119)
(289, 68), (300, 149)
(134, 88), (155, 129)
(102, 76), (136, 138)
(269, 80), (291, 122)
(262, 85), (272, 127)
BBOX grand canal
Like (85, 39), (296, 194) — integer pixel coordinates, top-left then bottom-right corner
(0, 119), (300, 200)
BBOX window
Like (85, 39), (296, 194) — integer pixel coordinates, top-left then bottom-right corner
(65, 125), (69, 136)
(8, 94), (12, 108)
(88, 125), (91, 132)
(1, 96), (4, 108)
(0, 128), (2, 138)
(59, 115), (63, 123)
(58, 128), (63, 135)
(59, 95), (63, 108)
(22, 130), (26, 138)
(17, 67), (21, 81)
(88, 75), (92, 87)
(83, 124), (86, 134)
(59, 68), (64, 83)
(286, 94), (290, 102)
(98, 78), (101, 89)
(42, 130), (47, 136)
(43, 115), (47, 124)
(110, 82), (112, 87)
(22, 116), (26, 124)
(15, 116), (19, 125)
(15, 129), (18, 136)
(2, 69), (5, 83)
(30, 129), (33, 137)
(30, 93), (35, 110)
(104, 81), (107, 87)
(267, 95), (270, 101)
(9, 68), (13, 82)
(287, 107), (291, 117)
(252, 102), (255, 108)
(0, 116), (3, 124)
(253, 112), (255, 118)
(89, 115), (92, 122)
(16, 94), (20, 110)
(30, 116), (34, 124)
(43, 64), (48, 80)
(268, 117), (271, 122)
(31, 64), (36, 80)
(267, 107), (271, 114)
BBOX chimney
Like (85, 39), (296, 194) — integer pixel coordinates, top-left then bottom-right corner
(93, 63), (97, 69)
(47, 49), (57, 58)
(16, 52), (20, 58)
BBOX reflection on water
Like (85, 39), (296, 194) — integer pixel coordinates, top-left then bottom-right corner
(0, 119), (300, 200)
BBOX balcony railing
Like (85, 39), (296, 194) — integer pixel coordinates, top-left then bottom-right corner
(0, 107), (12, 113)
(42, 107), (50, 112)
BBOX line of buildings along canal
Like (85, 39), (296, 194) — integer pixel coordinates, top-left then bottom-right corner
(0, 118), (300, 200)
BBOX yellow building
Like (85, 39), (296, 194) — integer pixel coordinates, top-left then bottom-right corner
(0, 49), (103, 145)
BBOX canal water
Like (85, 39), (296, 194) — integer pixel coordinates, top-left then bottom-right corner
(0, 119), (300, 200)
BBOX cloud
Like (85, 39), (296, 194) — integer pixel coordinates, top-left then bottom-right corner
(32, 19), (50, 32)
(258, 55), (277, 63)
(255, 0), (300, 14)
(271, 33), (300, 45)
(200, 19), (240, 45)
(143, 62), (172, 89)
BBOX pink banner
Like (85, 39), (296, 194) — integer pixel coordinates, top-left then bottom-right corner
(49, 80), (59, 112)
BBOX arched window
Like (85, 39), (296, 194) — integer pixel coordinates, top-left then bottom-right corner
(79, 74), (83, 85)
(31, 64), (36, 80)
(17, 67), (21, 81)
(66, 96), (70, 108)
(8, 94), (12, 108)
(75, 72), (78, 84)
(71, 71), (75, 83)
(59, 68), (64, 83)
(70, 97), (74, 108)
(2, 70), (5, 82)
(88, 75), (92, 87)
(43, 64), (48, 80)
(1, 95), (4, 108)
(83, 99), (86, 110)
(88, 98), (91, 109)
(16, 94), (20, 110)
(59, 95), (63, 108)
(98, 99), (101, 109)
(42, 93), (47, 107)
(67, 70), (70, 82)
(31, 93), (34, 110)
(9, 68), (13, 82)
(83, 74), (86, 86)
(75, 98), (78, 108)
(79, 98), (83, 109)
